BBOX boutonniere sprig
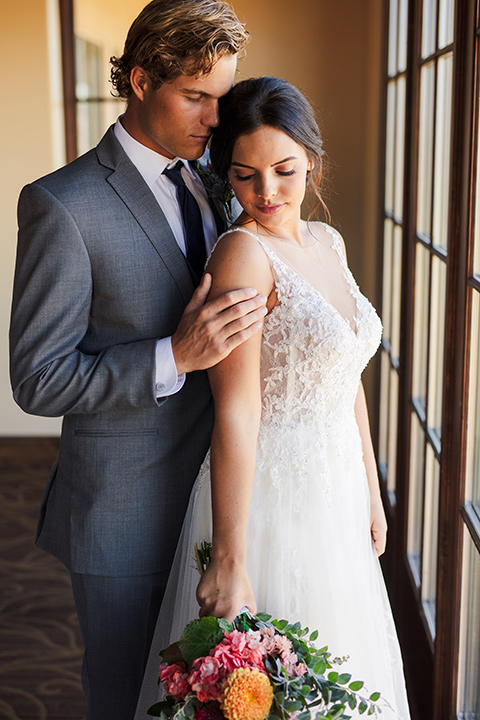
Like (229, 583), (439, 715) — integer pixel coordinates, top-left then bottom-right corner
(194, 160), (235, 223)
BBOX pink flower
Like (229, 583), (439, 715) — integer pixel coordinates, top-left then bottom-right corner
(281, 650), (300, 677)
(189, 656), (225, 703)
(293, 662), (307, 677)
(213, 631), (266, 674)
(159, 662), (191, 701)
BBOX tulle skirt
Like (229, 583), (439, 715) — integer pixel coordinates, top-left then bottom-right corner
(134, 424), (410, 719)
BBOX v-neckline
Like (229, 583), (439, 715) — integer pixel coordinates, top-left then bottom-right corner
(256, 232), (361, 337)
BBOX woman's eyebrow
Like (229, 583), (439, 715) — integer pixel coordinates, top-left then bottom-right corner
(231, 156), (298, 169)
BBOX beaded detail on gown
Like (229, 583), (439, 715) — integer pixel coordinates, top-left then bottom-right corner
(134, 224), (411, 719)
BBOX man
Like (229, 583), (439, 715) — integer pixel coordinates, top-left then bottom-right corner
(9, 2), (265, 718)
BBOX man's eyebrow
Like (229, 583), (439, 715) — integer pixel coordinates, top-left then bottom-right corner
(180, 88), (209, 97)
(231, 156), (298, 169)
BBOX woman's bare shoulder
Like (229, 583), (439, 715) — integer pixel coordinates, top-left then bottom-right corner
(207, 227), (274, 297)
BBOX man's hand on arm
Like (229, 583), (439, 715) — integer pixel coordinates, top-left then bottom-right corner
(171, 273), (267, 375)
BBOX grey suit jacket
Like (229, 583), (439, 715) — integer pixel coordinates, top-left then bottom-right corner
(10, 126), (215, 576)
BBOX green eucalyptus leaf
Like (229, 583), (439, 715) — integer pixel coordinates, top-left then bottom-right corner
(256, 612), (272, 622)
(369, 692), (381, 702)
(348, 693), (357, 710)
(359, 700), (368, 714)
(349, 680), (365, 692)
(313, 660), (326, 674)
(338, 673), (352, 685)
(284, 700), (302, 712)
(328, 671), (339, 683)
(328, 703), (347, 720)
(184, 704), (195, 719)
(310, 629), (319, 642)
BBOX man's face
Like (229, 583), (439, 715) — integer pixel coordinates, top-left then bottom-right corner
(128, 54), (237, 160)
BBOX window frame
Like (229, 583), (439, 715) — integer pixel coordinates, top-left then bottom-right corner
(378, 1), (480, 717)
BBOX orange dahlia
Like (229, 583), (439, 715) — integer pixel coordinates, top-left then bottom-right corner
(221, 667), (273, 720)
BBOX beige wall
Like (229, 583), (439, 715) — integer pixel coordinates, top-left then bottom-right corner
(1, 0), (383, 436)
(1, 0), (63, 435)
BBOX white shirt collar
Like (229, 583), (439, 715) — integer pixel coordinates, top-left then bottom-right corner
(114, 116), (195, 187)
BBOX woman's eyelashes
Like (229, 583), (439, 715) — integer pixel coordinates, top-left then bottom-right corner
(233, 169), (296, 181)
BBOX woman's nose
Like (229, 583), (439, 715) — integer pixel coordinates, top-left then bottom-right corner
(256, 176), (276, 200)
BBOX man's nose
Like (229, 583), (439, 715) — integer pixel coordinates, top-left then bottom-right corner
(201, 100), (219, 128)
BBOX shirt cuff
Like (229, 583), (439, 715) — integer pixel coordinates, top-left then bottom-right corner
(155, 337), (185, 397)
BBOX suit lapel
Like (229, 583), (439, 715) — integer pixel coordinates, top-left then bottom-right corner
(96, 128), (195, 303)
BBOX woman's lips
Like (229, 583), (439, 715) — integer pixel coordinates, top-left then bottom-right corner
(256, 204), (284, 215)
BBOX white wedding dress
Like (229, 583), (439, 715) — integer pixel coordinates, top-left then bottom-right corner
(134, 224), (410, 719)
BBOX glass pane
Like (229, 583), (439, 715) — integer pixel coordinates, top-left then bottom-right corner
(388, 0), (399, 76)
(457, 529), (480, 716)
(427, 256), (447, 440)
(474, 100), (480, 277)
(417, 62), (435, 239)
(397, 0), (408, 72)
(391, 224), (403, 361)
(387, 368), (399, 495)
(379, 350), (391, 470)
(432, 53), (454, 251)
(422, 0), (437, 58)
(385, 81), (396, 214)
(407, 412), (425, 585)
(394, 75), (406, 219)
(421, 444), (440, 635)
(412, 242), (430, 409)
(465, 291), (480, 520)
(382, 219), (394, 343)
(76, 36), (103, 155)
(438, 0), (455, 48)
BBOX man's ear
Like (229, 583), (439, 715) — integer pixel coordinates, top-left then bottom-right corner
(130, 67), (150, 101)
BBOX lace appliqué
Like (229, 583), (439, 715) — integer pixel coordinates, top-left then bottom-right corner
(217, 226), (382, 519)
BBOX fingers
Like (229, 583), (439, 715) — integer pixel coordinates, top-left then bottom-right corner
(206, 286), (263, 315)
(186, 272), (212, 311)
(172, 288), (267, 374)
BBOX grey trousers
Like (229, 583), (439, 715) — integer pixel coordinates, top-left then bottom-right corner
(70, 570), (169, 720)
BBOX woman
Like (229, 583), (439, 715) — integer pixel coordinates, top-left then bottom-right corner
(135, 77), (410, 719)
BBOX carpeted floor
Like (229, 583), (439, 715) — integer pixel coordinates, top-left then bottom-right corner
(0, 438), (86, 720)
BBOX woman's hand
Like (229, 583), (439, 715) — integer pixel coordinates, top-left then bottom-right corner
(370, 496), (388, 557)
(196, 557), (256, 622)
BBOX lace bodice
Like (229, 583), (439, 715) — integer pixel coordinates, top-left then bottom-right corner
(219, 225), (382, 434)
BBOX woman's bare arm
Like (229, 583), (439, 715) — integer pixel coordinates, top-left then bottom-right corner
(196, 230), (274, 621)
(354, 382), (388, 556)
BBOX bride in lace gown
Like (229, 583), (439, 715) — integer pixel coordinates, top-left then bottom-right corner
(135, 77), (410, 719)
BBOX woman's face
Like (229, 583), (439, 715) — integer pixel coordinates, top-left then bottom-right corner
(227, 125), (311, 230)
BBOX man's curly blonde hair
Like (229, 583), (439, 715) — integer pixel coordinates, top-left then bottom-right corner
(110, 0), (249, 99)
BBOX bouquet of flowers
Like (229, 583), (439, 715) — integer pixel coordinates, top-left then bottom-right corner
(147, 611), (382, 720)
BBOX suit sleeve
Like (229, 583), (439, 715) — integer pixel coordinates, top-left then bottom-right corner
(10, 183), (163, 417)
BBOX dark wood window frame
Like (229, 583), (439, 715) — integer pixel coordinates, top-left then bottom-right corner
(379, 1), (480, 718)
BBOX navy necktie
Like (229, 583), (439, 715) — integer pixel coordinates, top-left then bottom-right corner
(163, 161), (207, 280)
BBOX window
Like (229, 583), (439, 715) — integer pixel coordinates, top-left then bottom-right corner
(379, 0), (480, 717)
(59, 0), (124, 161)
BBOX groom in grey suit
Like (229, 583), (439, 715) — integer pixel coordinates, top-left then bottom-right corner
(9, 2), (263, 719)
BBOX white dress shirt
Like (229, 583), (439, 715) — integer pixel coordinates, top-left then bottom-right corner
(114, 118), (218, 397)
